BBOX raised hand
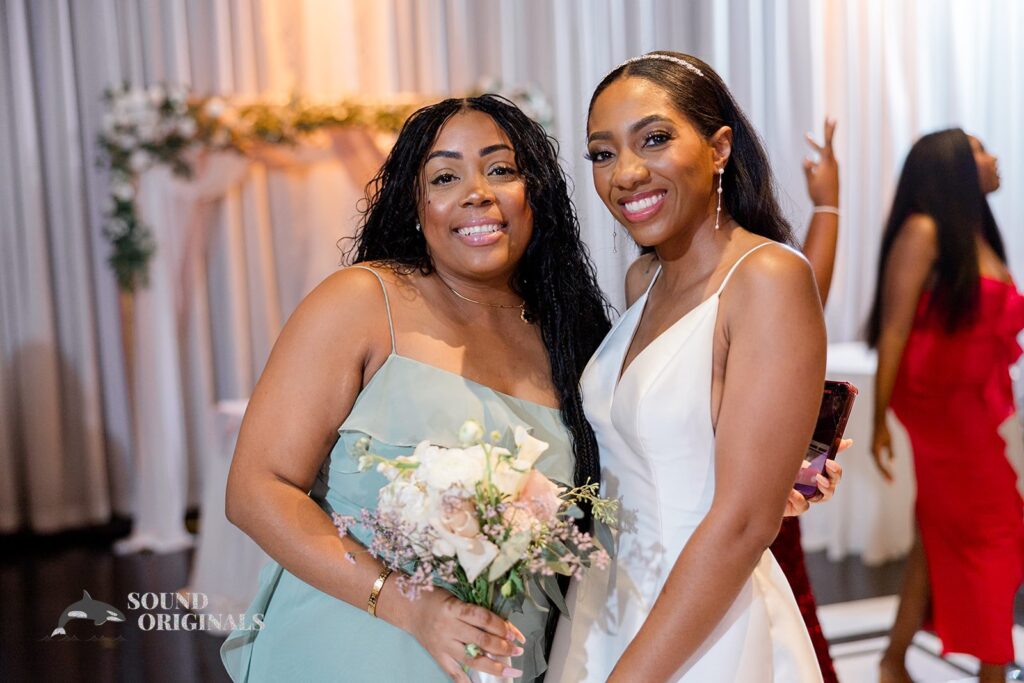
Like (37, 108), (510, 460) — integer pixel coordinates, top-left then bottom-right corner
(803, 117), (839, 207)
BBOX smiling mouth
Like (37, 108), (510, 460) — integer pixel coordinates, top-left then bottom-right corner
(454, 223), (503, 236)
(620, 191), (666, 221)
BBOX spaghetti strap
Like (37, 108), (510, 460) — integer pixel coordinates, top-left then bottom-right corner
(644, 264), (663, 297)
(349, 265), (396, 353)
(715, 242), (776, 296)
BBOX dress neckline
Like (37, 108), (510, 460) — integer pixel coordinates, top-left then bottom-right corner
(615, 280), (719, 391)
(377, 353), (562, 412)
(615, 242), (776, 390)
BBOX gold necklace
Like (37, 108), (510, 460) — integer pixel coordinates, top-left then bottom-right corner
(437, 275), (530, 323)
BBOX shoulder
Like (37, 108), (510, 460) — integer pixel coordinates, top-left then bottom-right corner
(722, 240), (825, 347)
(287, 263), (405, 339)
(893, 213), (939, 255)
(624, 253), (660, 306)
(725, 241), (819, 308)
(900, 213), (938, 240)
(733, 241), (815, 285)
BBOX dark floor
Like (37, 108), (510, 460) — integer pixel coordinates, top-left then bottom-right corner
(1, 528), (1021, 683)
(0, 525), (228, 683)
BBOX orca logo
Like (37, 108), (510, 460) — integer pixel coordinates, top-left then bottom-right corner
(50, 590), (125, 637)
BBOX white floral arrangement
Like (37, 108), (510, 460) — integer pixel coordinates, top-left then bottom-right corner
(333, 420), (616, 626)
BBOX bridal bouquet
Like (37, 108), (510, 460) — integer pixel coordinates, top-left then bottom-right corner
(332, 420), (616, 625)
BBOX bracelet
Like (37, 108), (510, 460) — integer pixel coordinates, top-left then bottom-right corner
(367, 566), (392, 617)
(813, 205), (840, 216)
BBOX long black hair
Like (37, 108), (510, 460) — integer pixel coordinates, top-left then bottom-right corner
(588, 51), (796, 247)
(866, 128), (1005, 344)
(347, 95), (610, 491)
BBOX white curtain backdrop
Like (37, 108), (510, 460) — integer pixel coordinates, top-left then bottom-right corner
(2, 0), (1022, 538)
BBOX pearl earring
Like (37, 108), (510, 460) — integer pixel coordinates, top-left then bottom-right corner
(714, 168), (724, 230)
(415, 222), (421, 232)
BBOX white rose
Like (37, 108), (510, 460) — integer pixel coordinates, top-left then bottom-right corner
(110, 180), (135, 202)
(128, 149), (150, 173)
(176, 117), (197, 138)
(418, 444), (486, 492)
(203, 97), (225, 119)
(378, 480), (431, 529)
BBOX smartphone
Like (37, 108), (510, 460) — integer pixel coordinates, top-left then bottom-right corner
(794, 380), (858, 498)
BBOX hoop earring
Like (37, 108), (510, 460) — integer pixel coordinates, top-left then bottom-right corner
(714, 168), (724, 230)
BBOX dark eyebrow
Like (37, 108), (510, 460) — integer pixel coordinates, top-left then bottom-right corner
(587, 114), (674, 143)
(480, 143), (512, 156)
(425, 144), (512, 162)
(426, 150), (461, 161)
(631, 114), (672, 133)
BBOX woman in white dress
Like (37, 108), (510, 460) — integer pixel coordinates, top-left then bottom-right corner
(548, 52), (827, 682)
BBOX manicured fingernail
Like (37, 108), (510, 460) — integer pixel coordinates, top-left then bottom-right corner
(511, 646), (524, 656)
(508, 625), (526, 644)
(502, 668), (523, 678)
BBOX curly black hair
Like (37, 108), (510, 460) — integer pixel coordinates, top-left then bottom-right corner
(589, 51), (796, 249)
(345, 94), (611, 492)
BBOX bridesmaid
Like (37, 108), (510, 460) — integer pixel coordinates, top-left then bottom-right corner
(868, 130), (1023, 683)
(220, 95), (610, 682)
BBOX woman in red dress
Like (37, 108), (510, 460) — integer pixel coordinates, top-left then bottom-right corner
(868, 129), (1023, 683)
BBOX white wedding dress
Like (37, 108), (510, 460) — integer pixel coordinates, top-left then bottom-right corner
(547, 243), (822, 682)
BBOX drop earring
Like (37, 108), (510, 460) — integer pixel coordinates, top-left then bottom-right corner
(415, 221), (421, 232)
(714, 167), (725, 230)
(612, 223), (618, 253)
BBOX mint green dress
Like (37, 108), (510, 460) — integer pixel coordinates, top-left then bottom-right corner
(220, 267), (573, 682)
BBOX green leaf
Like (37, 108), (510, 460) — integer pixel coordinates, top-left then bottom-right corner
(537, 574), (569, 615)
(595, 520), (616, 558)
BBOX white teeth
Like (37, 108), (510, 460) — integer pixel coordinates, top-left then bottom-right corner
(456, 223), (502, 236)
(624, 193), (665, 213)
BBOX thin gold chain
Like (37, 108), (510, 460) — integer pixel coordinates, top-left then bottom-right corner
(436, 275), (530, 323)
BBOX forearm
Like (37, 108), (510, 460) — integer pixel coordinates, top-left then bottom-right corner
(609, 511), (779, 681)
(802, 212), (839, 304)
(227, 473), (410, 631)
(873, 330), (909, 423)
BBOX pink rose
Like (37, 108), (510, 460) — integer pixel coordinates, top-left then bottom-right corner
(516, 470), (562, 523)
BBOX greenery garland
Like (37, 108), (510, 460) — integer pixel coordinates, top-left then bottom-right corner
(97, 84), (553, 292)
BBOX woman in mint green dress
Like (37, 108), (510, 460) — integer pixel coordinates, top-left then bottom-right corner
(220, 95), (611, 682)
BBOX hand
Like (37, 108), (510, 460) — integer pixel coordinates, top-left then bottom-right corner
(400, 586), (526, 682)
(783, 444), (848, 516)
(807, 457), (845, 503)
(803, 117), (839, 207)
(872, 420), (895, 482)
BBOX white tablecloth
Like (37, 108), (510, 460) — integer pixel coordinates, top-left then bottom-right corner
(799, 342), (917, 566)
(181, 400), (269, 630)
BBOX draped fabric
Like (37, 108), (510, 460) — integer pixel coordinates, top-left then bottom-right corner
(2, 0), (1022, 538)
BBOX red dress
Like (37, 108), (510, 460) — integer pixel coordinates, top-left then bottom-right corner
(891, 276), (1024, 663)
(770, 518), (838, 682)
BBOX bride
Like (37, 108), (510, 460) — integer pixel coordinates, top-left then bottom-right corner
(548, 52), (828, 682)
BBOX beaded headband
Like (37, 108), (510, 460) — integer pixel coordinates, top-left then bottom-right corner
(619, 53), (705, 78)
